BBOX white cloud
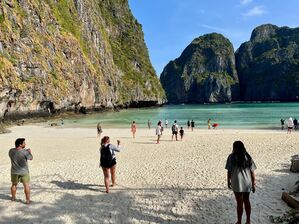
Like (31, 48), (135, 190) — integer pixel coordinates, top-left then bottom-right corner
(200, 24), (228, 33)
(240, 0), (253, 5)
(242, 5), (266, 17)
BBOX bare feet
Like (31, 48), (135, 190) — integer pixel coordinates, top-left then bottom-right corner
(11, 197), (16, 201)
(25, 201), (30, 205)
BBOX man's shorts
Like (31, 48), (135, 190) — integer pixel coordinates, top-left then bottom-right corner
(11, 173), (30, 184)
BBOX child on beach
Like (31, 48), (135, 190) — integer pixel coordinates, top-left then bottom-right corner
(179, 127), (184, 141)
(99, 136), (121, 193)
(225, 141), (256, 224)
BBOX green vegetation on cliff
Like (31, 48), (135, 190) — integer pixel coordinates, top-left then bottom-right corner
(0, 0), (165, 119)
(160, 33), (239, 103)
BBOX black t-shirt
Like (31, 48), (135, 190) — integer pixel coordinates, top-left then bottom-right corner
(179, 129), (184, 135)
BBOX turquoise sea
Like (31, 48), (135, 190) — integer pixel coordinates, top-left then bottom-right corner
(63, 103), (299, 129)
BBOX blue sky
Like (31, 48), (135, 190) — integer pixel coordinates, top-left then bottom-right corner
(128, 0), (299, 75)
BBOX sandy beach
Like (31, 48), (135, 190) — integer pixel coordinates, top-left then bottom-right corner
(0, 125), (298, 223)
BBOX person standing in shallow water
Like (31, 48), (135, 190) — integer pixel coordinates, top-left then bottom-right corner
(191, 120), (195, 131)
(99, 136), (121, 193)
(280, 118), (285, 130)
(225, 141), (256, 224)
(147, 120), (151, 129)
(131, 121), (137, 138)
(187, 120), (191, 130)
(9, 138), (33, 204)
(293, 118), (298, 130)
(207, 118), (211, 129)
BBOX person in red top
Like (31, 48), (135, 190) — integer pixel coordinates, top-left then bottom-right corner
(212, 123), (219, 129)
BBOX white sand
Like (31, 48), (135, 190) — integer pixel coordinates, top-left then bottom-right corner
(0, 125), (298, 223)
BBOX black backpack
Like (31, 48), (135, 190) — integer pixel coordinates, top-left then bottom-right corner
(100, 144), (113, 167)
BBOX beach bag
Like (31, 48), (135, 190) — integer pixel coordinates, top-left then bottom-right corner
(100, 144), (113, 167)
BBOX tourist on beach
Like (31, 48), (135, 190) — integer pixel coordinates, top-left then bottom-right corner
(159, 120), (164, 136)
(191, 120), (195, 131)
(97, 122), (103, 138)
(171, 120), (179, 141)
(156, 121), (162, 144)
(294, 118), (298, 130)
(287, 117), (294, 134)
(147, 120), (151, 129)
(225, 141), (256, 224)
(165, 119), (168, 128)
(131, 121), (137, 138)
(207, 118), (211, 129)
(212, 123), (219, 129)
(99, 136), (121, 193)
(187, 120), (191, 130)
(179, 127), (184, 141)
(9, 138), (33, 204)
(280, 118), (285, 130)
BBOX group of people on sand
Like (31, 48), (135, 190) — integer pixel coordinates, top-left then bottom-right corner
(8, 135), (256, 224)
(155, 120), (185, 143)
(280, 117), (298, 133)
(131, 119), (221, 144)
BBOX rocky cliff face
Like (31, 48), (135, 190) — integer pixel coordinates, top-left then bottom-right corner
(0, 0), (165, 119)
(160, 33), (239, 103)
(236, 24), (299, 101)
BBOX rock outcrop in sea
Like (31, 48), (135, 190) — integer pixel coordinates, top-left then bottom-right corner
(160, 33), (239, 103)
(161, 24), (299, 103)
(0, 0), (165, 120)
(236, 24), (299, 101)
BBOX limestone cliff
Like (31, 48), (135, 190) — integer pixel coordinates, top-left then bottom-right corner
(0, 0), (165, 119)
(160, 33), (239, 103)
(236, 24), (299, 101)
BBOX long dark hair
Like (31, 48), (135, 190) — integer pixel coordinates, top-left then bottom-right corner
(232, 141), (252, 168)
(100, 136), (109, 150)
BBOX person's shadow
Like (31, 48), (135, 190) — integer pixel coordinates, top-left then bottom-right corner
(51, 180), (100, 191)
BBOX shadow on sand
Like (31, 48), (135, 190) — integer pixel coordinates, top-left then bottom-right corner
(0, 165), (298, 223)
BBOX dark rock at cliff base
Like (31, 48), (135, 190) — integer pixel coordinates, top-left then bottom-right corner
(0, 122), (9, 134)
(0, 0), (165, 120)
(160, 33), (239, 103)
(236, 24), (299, 101)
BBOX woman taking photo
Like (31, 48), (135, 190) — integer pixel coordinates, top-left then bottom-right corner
(225, 141), (256, 224)
(99, 136), (121, 193)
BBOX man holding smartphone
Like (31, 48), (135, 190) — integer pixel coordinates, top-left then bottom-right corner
(9, 138), (33, 204)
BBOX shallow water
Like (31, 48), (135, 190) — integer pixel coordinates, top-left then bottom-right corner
(62, 103), (299, 129)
